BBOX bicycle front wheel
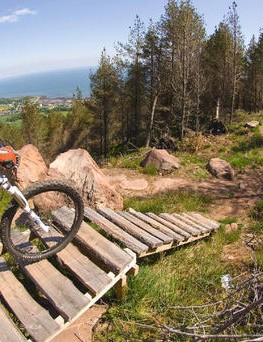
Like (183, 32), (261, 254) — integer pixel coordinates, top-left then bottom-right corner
(1, 180), (84, 263)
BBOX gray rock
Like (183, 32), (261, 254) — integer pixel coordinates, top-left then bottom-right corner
(206, 158), (234, 180)
(141, 148), (180, 173)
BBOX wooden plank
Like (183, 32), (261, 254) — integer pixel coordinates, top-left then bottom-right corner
(172, 213), (209, 233)
(21, 259), (90, 321)
(187, 212), (220, 230)
(83, 207), (149, 256)
(127, 209), (185, 240)
(119, 212), (173, 244)
(57, 244), (113, 296)
(159, 214), (200, 236)
(98, 208), (163, 248)
(0, 305), (27, 342)
(181, 213), (214, 231)
(53, 207), (136, 273)
(145, 213), (190, 240)
(0, 257), (60, 342)
(34, 224), (113, 296)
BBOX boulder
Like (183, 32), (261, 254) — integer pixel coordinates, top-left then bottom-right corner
(206, 158), (234, 180)
(49, 149), (123, 210)
(140, 148), (180, 173)
(16, 144), (48, 189)
(245, 120), (260, 128)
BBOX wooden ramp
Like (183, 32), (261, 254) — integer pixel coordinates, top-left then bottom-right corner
(84, 208), (220, 258)
(0, 216), (137, 342)
(0, 207), (219, 341)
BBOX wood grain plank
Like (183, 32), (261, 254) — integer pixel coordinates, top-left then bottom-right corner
(0, 305), (27, 342)
(159, 214), (200, 236)
(98, 208), (163, 248)
(53, 207), (135, 273)
(21, 259), (90, 321)
(119, 211), (173, 244)
(146, 213), (190, 240)
(127, 209), (185, 240)
(34, 223), (113, 296)
(181, 213), (214, 231)
(57, 244), (113, 296)
(172, 213), (209, 233)
(187, 212), (220, 230)
(0, 257), (60, 342)
(83, 207), (149, 256)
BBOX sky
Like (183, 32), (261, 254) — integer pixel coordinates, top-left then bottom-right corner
(0, 0), (262, 80)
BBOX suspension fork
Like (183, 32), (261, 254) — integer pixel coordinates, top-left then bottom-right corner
(0, 175), (50, 232)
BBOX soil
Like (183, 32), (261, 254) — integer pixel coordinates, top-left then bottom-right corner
(52, 304), (108, 342)
(102, 166), (263, 221)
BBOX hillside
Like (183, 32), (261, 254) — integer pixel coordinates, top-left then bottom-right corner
(0, 111), (262, 341)
(93, 113), (263, 341)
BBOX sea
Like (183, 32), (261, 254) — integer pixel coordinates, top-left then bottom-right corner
(0, 67), (93, 98)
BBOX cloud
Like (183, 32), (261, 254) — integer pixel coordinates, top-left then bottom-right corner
(14, 8), (37, 16)
(0, 8), (37, 24)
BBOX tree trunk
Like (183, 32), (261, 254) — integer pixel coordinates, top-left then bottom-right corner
(145, 94), (158, 147)
(216, 98), (220, 120)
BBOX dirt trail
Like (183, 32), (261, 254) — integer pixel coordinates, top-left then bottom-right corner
(103, 167), (263, 220)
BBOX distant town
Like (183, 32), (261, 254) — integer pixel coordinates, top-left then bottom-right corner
(0, 96), (73, 116)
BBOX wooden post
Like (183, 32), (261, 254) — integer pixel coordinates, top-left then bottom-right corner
(128, 264), (139, 277)
(115, 275), (128, 300)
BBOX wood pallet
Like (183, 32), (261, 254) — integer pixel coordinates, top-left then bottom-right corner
(84, 208), (220, 258)
(0, 207), (219, 341)
(0, 214), (137, 342)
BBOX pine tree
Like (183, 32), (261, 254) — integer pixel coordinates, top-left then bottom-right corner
(202, 22), (233, 120)
(143, 20), (164, 147)
(21, 101), (47, 152)
(226, 1), (244, 122)
(90, 48), (120, 157)
(117, 15), (147, 145)
(160, 0), (205, 139)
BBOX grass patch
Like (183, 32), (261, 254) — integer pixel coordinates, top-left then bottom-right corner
(232, 132), (263, 153)
(108, 148), (149, 170)
(178, 153), (207, 168)
(141, 165), (158, 176)
(226, 150), (263, 169)
(124, 190), (212, 214)
(95, 229), (245, 341)
(195, 169), (209, 180)
(219, 216), (237, 225)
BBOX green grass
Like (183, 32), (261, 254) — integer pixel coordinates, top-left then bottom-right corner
(141, 164), (158, 175)
(95, 226), (247, 341)
(178, 153), (207, 168)
(221, 131), (263, 170)
(124, 190), (212, 215)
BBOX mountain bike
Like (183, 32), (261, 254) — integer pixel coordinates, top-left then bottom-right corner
(0, 144), (84, 263)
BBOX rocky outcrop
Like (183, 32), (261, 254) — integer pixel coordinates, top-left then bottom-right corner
(49, 149), (123, 210)
(140, 148), (180, 174)
(17, 144), (48, 189)
(206, 158), (234, 180)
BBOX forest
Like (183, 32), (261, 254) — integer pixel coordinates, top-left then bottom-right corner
(0, 0), (263, 162)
